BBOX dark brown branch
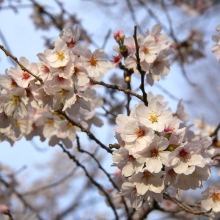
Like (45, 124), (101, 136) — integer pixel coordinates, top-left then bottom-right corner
(59, 144), (119, 220)
(0, 178), (44, 220)
(56, 110), (112, 154)
(0, 44), (43, 84)
(125, 78), (131, 116)
(21, 167), (77, 196)
(76, 135), (118, 190)
(90, 78), (143, 102)
(164, 193), (212, 217)
(126, 0), (143, 34)
(133, 26), (148, 106)
(102, 29), (112, 49)
(210, 122), (220, 137)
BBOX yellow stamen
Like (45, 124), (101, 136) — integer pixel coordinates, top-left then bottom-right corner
(57, 52), (65, 61)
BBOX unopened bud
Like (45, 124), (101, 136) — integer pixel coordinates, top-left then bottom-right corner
(114, 30), (125, 42)
(0, 205), (10, 215)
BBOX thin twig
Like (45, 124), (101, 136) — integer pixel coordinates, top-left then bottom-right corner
(164, 193), (212, 217)
(56, 110), (112, 154)
(126, 0), (144, 34)
(0, 178), (45, 220)
(21, 168), (77, 196)
(76, 135), (118, 190)
(210, 122), (220, 137)
(133, 26), (148, 106)
(0, 44), (43, 84)
(102, 29), (111, 49)
(126, 80), (131, 115)
(90, 78), (143, 102)
(59, 144), (119, 220)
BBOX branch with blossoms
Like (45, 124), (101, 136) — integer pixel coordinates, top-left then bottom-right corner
(1, 15), (220, 219)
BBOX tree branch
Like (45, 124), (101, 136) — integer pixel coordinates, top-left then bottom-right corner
(133, 26), (148, 106)
(0, 44), (43, 84)
(59, 144), (119, 220)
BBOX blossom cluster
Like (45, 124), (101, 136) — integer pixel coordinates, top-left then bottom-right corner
(0, 24), (173, 148)
(112, 95), (220, 212)
(0, 26), (109, 148)
(113, 24), (172, 85)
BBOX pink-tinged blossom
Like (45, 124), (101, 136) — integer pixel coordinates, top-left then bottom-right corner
(124, 37), (136, 55)
(135, 98), (173, 132)
(44, 38), (70, 68)
(0, 75), (18, 90)
(120, 182), (144, 210)
(136, 136), (170, 173)
(81, 49), (111, 78)
(44, 73), (72, 88)
(130, 170), (164, 195)
(56, 120), (78, 141)
(32, 87), (53, 108)
(111, 54), (122, 68)
(60, 26), (81, 49)
(149, 52), (170, 80)
(112, 147), (142, 177)
(66, 93), (90, 116)
(0, 88), (28, 118)
(175, 166), (210, 190)
(174, 100), (190, 123)
(6, 57), (36, 88)
(139, 35), (160, 63)
(45, 85), (75, 111)
(147, 24), (171, 50)
(124, 54), (149, 74)
(201, 182), (220, 212)
(64, 55), (89, 86)
(120, 118), (154, 154)
(169, 143), (204, 174)
(35, 112), (60, 138)
(36, 53), (51, 81)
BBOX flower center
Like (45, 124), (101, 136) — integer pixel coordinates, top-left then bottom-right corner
(179, 149), (189, 159)
(128, 155), (135, 162)
(149, 111), (159, 123)
(12, 96), (20, 105)
(211, 193), (220, 202)
(89, 56), (98, 66)
(56, 76), (65, 84)
(67, 38), (75, 48)
(57, 52), (65, 61)
(150, 148), (159, 158)
(41, 65), (50, 73)
(135, 128), (145, 137)
(164, 124), (175, 133)
(22, 71), (30, 80)
(59, 89), (68, 99)
(168, 169), (177, 178)
(144, 171), (153, 180)
(143, 47), (149, 54)
(47, 118), (54, 126)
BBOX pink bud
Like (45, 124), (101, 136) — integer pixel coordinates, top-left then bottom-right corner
(0, 205), (10, 215)
(114, 30), (125, 42)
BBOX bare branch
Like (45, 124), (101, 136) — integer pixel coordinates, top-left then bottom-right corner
(59, 144), (119, 220)
(0, 44), (43, 84)
(133, 26), (148, 106)
(56, 110), (113, 154)
(90, 77), (144, 102)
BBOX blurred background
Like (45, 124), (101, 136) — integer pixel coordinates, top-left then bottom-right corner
(0, 0), (220, 219)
